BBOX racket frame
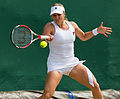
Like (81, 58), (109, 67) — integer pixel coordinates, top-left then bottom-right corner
(11, 25), (50, 49)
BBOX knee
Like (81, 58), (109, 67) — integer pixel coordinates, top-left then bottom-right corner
(91, 82), (100, 91)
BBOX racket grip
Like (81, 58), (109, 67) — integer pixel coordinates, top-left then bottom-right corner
(40, 35), (53, 39)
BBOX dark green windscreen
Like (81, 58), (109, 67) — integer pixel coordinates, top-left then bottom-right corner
(0, 0), (119, 91)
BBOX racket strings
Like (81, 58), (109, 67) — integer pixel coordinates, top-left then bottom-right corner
(17, 29), (26, 44)
(12, 27), (31, 47)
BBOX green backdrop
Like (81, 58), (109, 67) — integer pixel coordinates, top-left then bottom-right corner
(0, 0), (120, 91)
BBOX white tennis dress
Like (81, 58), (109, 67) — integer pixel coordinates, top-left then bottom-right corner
(47, 21), (94, 87)
(47, 21), (85, 72)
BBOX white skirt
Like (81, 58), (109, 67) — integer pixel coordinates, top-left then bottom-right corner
(47, 56), (86, 72)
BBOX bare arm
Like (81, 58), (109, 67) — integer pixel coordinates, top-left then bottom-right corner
(70, 21), (112, 41)
(42, 22), (54, 41)
(70, 22), (94, 41)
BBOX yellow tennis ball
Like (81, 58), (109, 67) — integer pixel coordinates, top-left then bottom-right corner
(40, 41), (47, 48)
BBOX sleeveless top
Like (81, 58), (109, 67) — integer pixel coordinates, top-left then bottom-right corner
(47, 21), (84, 72)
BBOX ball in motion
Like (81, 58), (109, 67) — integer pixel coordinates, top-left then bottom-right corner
(40, 41), (47, 48)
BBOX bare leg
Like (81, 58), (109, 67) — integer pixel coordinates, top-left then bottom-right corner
(38, 71), (63, 99)
(69, 63), (103, 99)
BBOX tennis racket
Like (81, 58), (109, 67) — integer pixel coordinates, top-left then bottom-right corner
(11, 25), (51, 49)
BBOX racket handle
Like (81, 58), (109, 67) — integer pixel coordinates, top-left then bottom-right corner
(39, 35), (53, 39)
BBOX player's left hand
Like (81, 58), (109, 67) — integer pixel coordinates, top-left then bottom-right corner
(97, 22), (112, 37)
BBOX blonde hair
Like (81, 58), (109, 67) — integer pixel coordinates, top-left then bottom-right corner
(51, 3), (68, 20)
(52, 3), (64, 7)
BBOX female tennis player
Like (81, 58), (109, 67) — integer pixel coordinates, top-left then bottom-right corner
(38, 3), (112, 99)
